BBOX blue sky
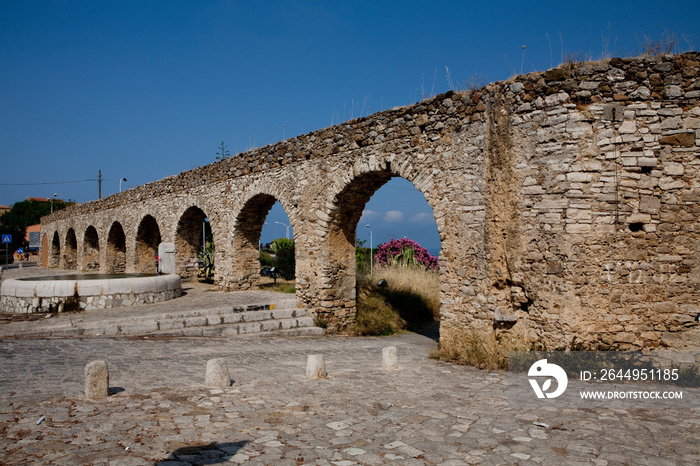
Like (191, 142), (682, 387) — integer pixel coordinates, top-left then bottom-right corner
(1, 1), (698, 251)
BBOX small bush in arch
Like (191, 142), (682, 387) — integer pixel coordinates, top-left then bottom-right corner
(374, 238), (439, 271)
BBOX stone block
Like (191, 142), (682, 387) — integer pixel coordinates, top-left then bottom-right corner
(654, 302), (679, 314)
(494, 307), (518, 323)
(205, 358), (231, 388)
(85, 360), (109, 400)
(131, 277), (156, 294)
(75, 279), (98, 296)
(223, 313), (243, 324)
(659, 132), (694, 146)
(382, 346), (399, 370)
(306, 354), (326, 379)
(158, 243), (176, 274)
(639, 195), (661, 213)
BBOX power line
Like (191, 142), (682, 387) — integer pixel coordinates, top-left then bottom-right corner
(0, 179), (96, 186)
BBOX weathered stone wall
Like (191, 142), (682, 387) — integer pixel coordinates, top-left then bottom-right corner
(40, 53), (700, 351)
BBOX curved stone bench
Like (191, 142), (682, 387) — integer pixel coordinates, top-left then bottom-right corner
(0, 274), (182, 313)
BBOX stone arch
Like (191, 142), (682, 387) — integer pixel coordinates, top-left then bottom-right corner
(49, 231), (61, 268)
(40, 233), (48, 267)
(317, 162), (446, 328)
(231, 193), (279, 289)
(106, 222), (127, 274)
(82, 226), (100, 272)
(63, 228), (78, 270)
(175, 206), (211, 280)
(135, 215), (161, 273)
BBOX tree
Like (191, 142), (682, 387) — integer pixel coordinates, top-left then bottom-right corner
(216, 141), (230, 160)
(271, 238), (295, 280)
(0, 199), (68, 252)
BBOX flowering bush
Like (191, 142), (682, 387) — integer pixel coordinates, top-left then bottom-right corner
(374, 238), (439, 271)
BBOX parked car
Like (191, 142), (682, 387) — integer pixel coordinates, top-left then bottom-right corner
(260, 266), (279, 278)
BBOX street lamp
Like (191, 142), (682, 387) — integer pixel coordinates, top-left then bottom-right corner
(275, 221), (290, 239)
(119, 178), (127, 192)
(366, 224), (373, 276)
(51, 193), (57, 214)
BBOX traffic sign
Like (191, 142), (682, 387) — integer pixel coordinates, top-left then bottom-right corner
(1, 234), (11, 244)
(16, 248), (24, 255)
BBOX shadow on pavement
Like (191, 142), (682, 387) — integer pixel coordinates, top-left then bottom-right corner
(414, 319), (440, 343)
(157, 440), (249, 465)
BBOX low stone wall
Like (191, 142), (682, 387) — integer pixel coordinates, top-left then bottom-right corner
(0, 274), (182, 314)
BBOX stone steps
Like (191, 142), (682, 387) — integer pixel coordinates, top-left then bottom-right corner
(2, 305), (324, 338)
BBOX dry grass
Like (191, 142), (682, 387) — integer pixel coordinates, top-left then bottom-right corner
(352, 266), (440, 336)
(258, 277), (296, 294)
(431, 324), (534, 371)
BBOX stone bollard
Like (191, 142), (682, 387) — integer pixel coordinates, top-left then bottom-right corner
(306, 354), (326, 379)
(205, 358), (231, 387)
(85, 360), (109, 399)
(382, 346), (399, 370)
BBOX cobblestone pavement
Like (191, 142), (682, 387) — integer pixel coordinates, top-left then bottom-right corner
(1, 267), (699, 465)
(1, 333), (699, 466)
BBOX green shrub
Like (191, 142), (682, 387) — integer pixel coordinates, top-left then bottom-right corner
(271, 238), (295, 280)
(259, 251), (275, 267)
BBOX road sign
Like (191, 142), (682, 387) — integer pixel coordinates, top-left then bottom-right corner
(1, 234), (11, 244)
(16, 248), (24, 255)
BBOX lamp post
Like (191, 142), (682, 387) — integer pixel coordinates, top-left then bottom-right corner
(275, 221), (290, 239)
(119, 178), (127, 192)
(366, 224), (373, 276)
(51, 193), (57, 214)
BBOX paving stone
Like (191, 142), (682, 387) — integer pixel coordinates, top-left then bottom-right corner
(1, 272), (699, 464)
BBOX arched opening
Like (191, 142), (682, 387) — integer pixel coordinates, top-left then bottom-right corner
(326, 171), (441, 333)
(175, 206), (211, 280)
(49, 232), (61, 268)
(63, 229), (78, 270)
(106, 222), (127, 274)
(40, 233), (48, 267)
(135, 215), (161, 273)
(232, 196), (295, 290)
(82, 226), (100, 272)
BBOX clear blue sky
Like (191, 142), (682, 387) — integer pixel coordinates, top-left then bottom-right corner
(2, 1), (698, 251)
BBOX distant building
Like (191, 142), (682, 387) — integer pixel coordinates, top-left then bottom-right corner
(0, 205), (10, 216)
(25, 197), (76, 206)
(13, 224), (41, 262)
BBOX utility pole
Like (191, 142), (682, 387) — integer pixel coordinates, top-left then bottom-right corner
(98, 170), (102, 199)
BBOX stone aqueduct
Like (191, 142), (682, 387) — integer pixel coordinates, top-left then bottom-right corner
(41, 53), (700, 350)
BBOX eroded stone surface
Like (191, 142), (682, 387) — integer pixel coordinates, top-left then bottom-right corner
(84, 360), (109, 400)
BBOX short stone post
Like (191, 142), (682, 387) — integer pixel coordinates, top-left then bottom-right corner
(205, 358), (231, 387)
(158, 242), (176, 274)
(85, 360), (109, 399)
(306, 354), (326, 379)
(382, 346), (398, 370)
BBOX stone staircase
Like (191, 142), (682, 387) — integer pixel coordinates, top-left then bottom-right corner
(0, 304), (325, 338)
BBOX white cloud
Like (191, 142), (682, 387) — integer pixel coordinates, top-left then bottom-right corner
(360, 209), (379, 221)
(384, 210), (404, 223)
(410, 212), (433, 224)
